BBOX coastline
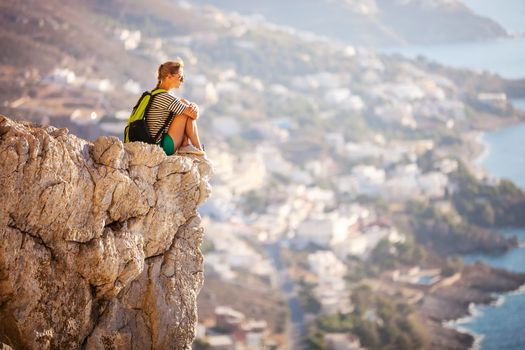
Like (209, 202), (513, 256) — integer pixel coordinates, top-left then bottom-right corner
(445, 302), (485, 350)
(472, 131), (489, 167)
(461, 116), (525, 188)
(445, 283), (525, 350)
(421, 263), (525, 349)
(438, 117), (525, 349)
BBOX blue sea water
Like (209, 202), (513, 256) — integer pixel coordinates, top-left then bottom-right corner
(460, 228), (525, 350)
(463, 229), (525, 272)
(461, 117), (525, 350)
(380, 2), (525, 347)
(478, 123), (525, 190)
(381, 0), (525, 80)
(512, 98), (525, 112)
(383, 36), (525, 80)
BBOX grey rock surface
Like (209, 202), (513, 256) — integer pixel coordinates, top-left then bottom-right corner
(0, 116), (213, 349)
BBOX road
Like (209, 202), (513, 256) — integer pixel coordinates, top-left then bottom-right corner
(266, 242), (308, 350)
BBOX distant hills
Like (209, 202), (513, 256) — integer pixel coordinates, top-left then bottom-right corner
(0, 0), (508, 104)
(0, 0), (516, 142)
(189, 0), (508, 46)
(0, 0), (220, 130)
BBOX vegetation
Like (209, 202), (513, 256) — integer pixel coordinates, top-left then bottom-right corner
(306, 285), (430, 350)
(407, 200), (514, 255)
(240, 190), (271, 215)
(451, 164), (525, 227)
(192, 339), (210, 350)
(298, 280), (321, 314)
(305, 329), (328, 350)
(442, 256), (464, 277)
(369, 235), (427, 272)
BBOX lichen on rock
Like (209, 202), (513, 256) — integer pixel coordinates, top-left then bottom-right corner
(0, 116), (213, 350)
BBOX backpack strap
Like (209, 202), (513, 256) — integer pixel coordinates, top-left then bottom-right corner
(153, 111), (174, 143)
(143, 88), (167, 122)
(144, 88), (171, 142)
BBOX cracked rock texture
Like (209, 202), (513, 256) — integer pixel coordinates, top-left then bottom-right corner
(0, 116), (213, 350)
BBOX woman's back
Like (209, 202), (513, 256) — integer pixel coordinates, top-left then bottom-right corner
(146, 91), (186, 142)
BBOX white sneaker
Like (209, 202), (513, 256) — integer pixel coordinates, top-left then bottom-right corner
(177, 144), (206, 156)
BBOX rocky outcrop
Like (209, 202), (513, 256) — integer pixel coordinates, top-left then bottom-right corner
(0, 116), (212, 350)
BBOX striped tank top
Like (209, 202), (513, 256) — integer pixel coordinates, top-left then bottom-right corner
(146, 91), (187, 142)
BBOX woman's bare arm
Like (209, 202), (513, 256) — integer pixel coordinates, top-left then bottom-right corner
(180, 98), (199, 119)
(181, 104), (199, 120)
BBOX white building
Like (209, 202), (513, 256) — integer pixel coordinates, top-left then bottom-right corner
(269, 84), (290, 96)
(342, 95), (366, 111)
(225, 153), (267, 195)
(123, 79), (141, 94)
(357, 54), (385, 72)
(305, 156), (338, 179)
(308, 251), (346, 278)
(435, 158), (458, 174)
(394, 163), (420, 178)
(418, 171), (449, 198)
(203, 221), (273, 277)
(216, 81), (240, 96)
(478, 92), (507, 109)
(308, 251), (353, 314)
(324, 88), (351, 104)
(212, 116), (241, 138)
(376, 102), (417, 128)
(84, 79), (114, 92)
(70, 109), (103, 125)
(351, 165), (386, 194)
(345, 142), (382, 161)
(295, 217), (337, 247)
(334, 225), (405, 259)
(294, 213), (351, 248)
(383, 176), (421, 200)
(325, 333), (363, 350)
(116, 29), (141, 50)
(207, 335), (234, 350)
(44, 68), (76, 84)
(387, 82), (425, 101)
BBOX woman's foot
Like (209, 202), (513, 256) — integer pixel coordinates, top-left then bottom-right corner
(177, 144), (205, 156)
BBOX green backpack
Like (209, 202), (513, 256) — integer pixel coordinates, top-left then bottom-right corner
(124, 88), (173, 144)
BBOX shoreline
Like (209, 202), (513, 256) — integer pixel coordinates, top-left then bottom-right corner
(443, 284), (525, 350)
(472, 131), (489, 167)
(444, 285), (525, 350)
(436, 114), (525, 349)
(447, 234), (525, 349)
(443, 303), (485, 347)
(421, 263), (525, 349)
(462, 117), (525, 186)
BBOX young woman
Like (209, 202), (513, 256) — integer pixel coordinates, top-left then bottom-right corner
(146, 59), (205, 156)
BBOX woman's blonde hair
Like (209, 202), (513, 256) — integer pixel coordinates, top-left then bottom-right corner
(157, 58), (184, 85)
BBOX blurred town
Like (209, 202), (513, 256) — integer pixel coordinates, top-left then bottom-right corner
(2, 1), (525, 349)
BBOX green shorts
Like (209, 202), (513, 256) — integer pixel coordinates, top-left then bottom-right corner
(159, 133), (175, 155)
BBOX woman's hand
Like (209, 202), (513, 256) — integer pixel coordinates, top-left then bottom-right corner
(190, 102), (199, 113)
(188, 102), (199, 120)
(183, 103), (199, 120)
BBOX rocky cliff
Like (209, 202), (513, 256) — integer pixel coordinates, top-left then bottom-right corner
(0, 116), (212, 350)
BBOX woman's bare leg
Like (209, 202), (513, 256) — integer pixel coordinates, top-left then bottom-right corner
(185, 118), (202, 150)
(167, 116), (203, 151)
(166, 115), (189, 150)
